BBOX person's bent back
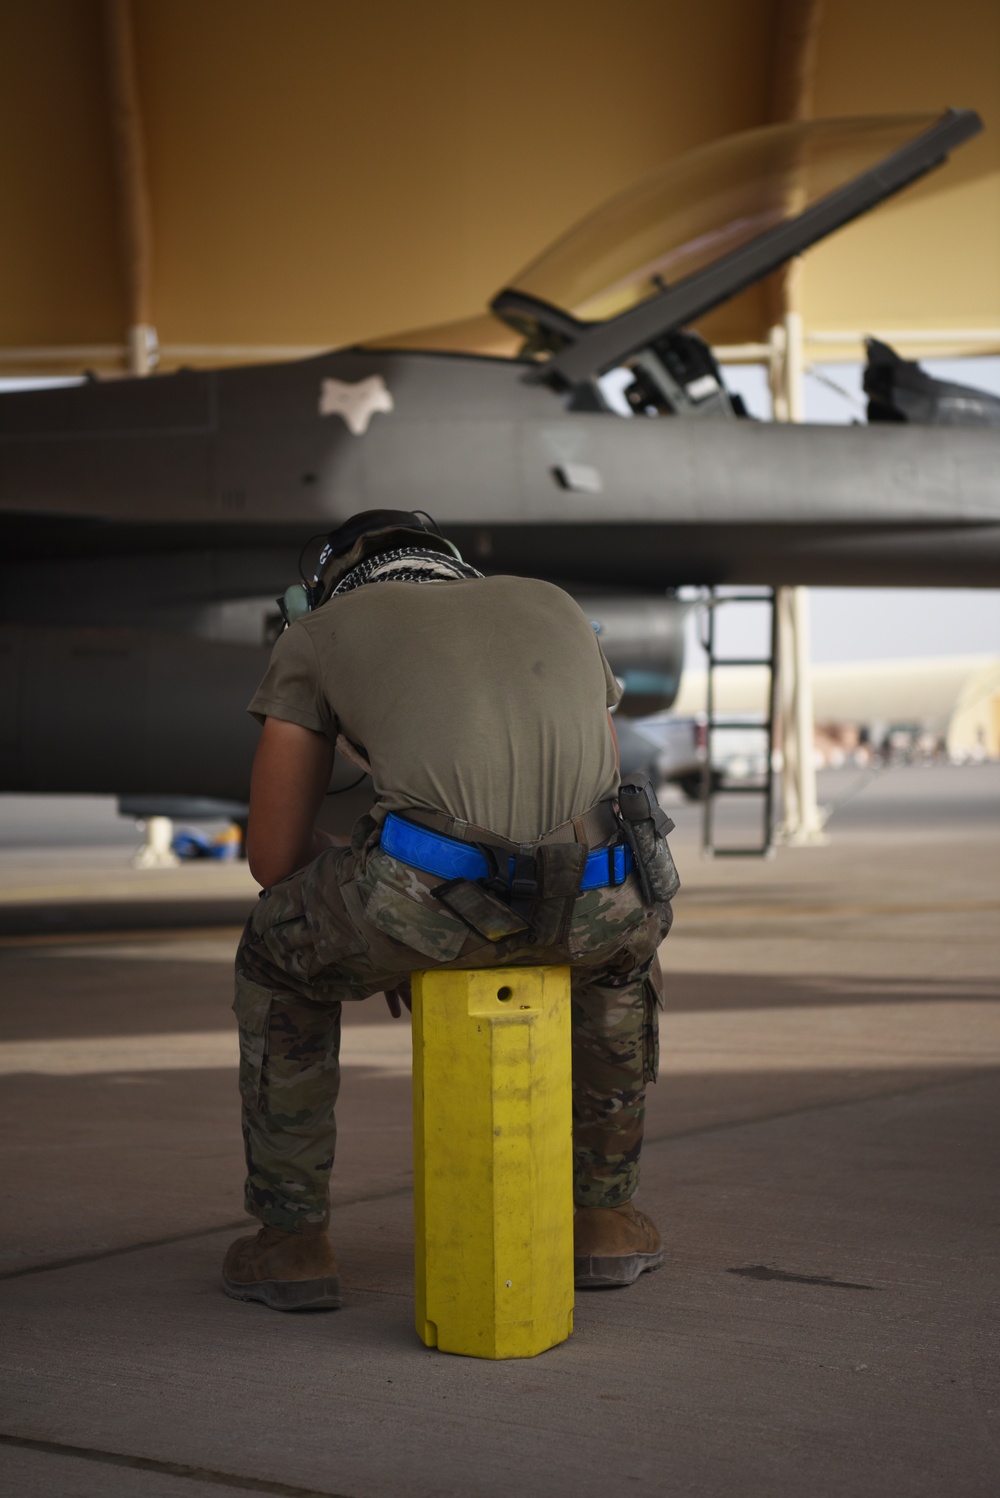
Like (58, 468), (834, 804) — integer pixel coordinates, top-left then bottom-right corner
(249, 574), (620, 842)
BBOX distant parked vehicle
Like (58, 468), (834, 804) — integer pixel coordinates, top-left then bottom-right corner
(613, 717), (668, 784)
(634, 712), (769, 800)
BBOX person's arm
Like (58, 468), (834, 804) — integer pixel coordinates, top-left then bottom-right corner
(246, 716), (336, 888)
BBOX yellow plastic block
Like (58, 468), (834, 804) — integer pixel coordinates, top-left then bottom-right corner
(412, 965), (574, 1359)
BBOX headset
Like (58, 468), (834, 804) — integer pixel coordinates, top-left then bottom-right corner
(277, 509), (466, 626)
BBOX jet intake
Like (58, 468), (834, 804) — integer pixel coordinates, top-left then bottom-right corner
(571, 594), (686, 717)
(0, 626), (268, 798)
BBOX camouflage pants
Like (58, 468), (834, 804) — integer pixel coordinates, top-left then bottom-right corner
(234, 816), (673, 1231)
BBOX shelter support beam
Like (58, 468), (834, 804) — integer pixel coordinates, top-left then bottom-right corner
(101, 0), (157, 376)
(770, 313), (826, 845)
(775, 586), (826, 844)
(765, 0), (827, 846)
(2, 332), (998, 377)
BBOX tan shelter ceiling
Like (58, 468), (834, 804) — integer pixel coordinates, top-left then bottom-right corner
(0, 0), (997, 371)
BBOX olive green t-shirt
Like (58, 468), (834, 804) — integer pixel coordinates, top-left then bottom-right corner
(248, 576), (622, 843)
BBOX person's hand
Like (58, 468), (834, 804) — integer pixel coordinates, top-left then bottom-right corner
(384, 980), (412, 1019)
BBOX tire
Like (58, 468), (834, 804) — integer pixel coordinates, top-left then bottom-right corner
(678, 772), (724, 802)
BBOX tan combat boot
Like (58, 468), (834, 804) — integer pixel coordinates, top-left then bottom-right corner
(574, 1200), (664, 1289)
(222, 1222), (342, 1310)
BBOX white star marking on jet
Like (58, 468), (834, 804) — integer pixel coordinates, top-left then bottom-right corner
(318, 375), (394, 435)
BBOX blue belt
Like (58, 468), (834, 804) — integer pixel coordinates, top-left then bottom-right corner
(380, 812), (633, 892)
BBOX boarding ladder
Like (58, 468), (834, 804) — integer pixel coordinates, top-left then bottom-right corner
(698, 587), (778, 857)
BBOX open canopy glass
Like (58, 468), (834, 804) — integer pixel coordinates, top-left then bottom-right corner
(505, 115), (942, 323)
(365, 111), (980, 370)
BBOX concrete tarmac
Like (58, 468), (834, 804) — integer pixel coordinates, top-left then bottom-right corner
(1, 765), (998, 1497)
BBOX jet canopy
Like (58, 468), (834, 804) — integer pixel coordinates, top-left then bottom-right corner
(504, 115), (956, 325)
(366, 111), (981, 381)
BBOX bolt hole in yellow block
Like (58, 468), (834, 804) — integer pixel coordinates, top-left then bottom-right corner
(412, 965), (574, 1359)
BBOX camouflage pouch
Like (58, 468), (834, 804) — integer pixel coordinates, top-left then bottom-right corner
(618, 775), (681, 906)
(251, 879), (324, 985)
(359, 848), (471, 962)
(433, 878), (531, 942)
(433, 842), (586, 946)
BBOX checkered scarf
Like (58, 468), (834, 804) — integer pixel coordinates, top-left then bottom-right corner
(329, 546), (483, 596)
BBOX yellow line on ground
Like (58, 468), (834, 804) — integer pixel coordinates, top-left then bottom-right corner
(0, 902), (995, 952)
(0, 926), (246, 950)
(0, 885), (255, 903)
(3, 1001), (998, 1077)
(675, 900), (1000, 923)
(0, 1025), (412, 1077)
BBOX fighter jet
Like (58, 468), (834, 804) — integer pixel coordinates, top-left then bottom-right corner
(1, 108), (996, 812)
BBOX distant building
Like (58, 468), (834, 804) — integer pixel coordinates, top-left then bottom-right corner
(673, 656), (1000, 763)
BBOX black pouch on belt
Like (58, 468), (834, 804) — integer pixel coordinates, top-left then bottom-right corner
(529, 841), (588, 947)
(433, 878), (531, 942)
(617, 774), (682, 905)
(433, 839), (587, 946)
